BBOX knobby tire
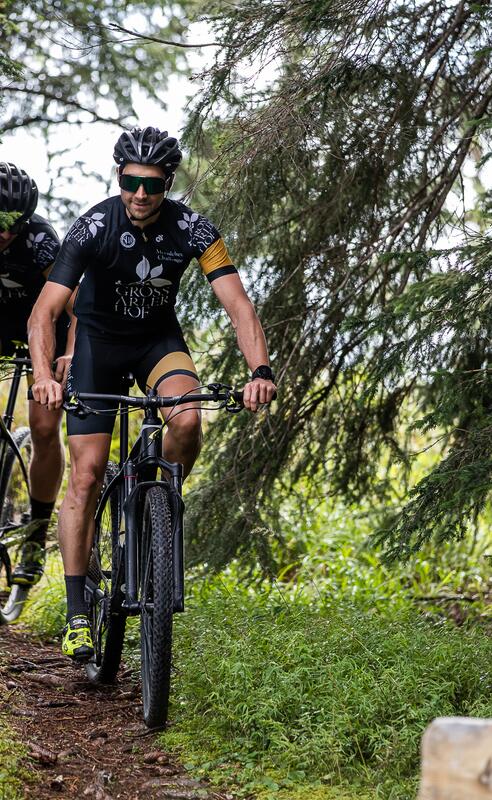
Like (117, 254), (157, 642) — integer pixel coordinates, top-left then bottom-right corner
(85, 461), (126, 683)
(140, 485), (174, 729)
(0, 428), (32, 624)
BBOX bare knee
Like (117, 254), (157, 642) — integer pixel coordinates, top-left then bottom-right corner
(167, 409), (202, 447)
(67, 460), (105, 505)
(30, 419), (62, 452)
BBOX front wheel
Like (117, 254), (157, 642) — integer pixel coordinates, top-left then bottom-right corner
(85, 461), (126, 683)
(140, 486), (174, 729)
(0, 428), (32, 624)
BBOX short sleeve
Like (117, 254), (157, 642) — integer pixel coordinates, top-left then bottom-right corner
(188, 214), (237, 283)
(30, 226), (60, 271)
(48, 209), (106, 289)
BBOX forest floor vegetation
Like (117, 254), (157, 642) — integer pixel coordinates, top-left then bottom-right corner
(13, 529), (492, 800)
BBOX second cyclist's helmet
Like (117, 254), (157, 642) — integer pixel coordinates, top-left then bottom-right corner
(0, 162), (38, 221)
(113, 126), (182, 176)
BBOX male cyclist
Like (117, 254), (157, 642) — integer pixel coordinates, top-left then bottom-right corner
(0, 162), (74, 585)
(28, 126), (276, 661)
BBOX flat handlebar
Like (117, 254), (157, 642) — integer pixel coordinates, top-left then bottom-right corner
(65, 389), (244, 408)
(27, 384), (245, 412)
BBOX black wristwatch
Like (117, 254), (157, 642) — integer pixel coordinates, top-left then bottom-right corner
(251, 365), (275, 383)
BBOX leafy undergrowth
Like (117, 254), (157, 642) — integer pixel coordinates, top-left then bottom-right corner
(0, 715), (30, 799)
(165, 578), (492, 800)
(0, 652), (34, 798)
(21, 550), (66, 637)
(19, 537), (492, 800)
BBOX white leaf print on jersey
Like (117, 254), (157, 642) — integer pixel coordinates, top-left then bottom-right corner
(134, 259), (172, 287)
(68, 212), (106, 245)
(136, 256), (151, 281)
(178, 211), (217, 254)
(87, 212), (105, 237)
(0, 275), (23, 288)
(177, 211), (199, 231)
(25, 232), (46, 249)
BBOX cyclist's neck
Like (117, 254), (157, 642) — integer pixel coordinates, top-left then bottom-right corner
(125, 207), (161, 230)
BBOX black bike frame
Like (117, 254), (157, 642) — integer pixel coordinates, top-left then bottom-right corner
(0, 357), (31, 503)
(76, 383), (243, 617)
(94, 394), (185, 615)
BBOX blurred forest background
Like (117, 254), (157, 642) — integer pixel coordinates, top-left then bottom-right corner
(1, 2), (492, 798)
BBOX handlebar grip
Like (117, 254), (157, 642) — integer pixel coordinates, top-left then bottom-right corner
(27, 387), (33, 401)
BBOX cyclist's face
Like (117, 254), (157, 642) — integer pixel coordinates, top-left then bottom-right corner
(0, 229), (16, 252)
(120, 163), (166, 224)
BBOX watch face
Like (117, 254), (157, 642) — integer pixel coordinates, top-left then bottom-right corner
(253, 366), (274, 382)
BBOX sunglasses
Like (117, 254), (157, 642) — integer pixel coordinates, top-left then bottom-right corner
(119, 174), (167, 194)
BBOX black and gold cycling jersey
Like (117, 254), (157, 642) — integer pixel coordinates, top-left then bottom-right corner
(48, 196), (237, 336)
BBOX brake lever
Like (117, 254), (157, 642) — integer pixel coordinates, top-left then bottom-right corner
(207, 382), (232, 401)
(224, 390), (243, 413)
(63, 394), (89, 419)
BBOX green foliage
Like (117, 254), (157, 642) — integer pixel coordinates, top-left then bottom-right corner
(178, 0), (492, 568)
(17, 502), (492, 799)
(0, 1), (22, 87)
(0, 211), (22, 232)
(0, 720), (30, 799)
(341, 236), (492, 557)
(165, 578), (492, 799)
(0, 652), (34, 798)
(21, 551), (66, 636)
(4, 0), (195, 133)
(1, 0), (197, 216)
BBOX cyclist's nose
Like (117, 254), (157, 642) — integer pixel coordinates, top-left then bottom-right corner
(134, 183), (148, 198)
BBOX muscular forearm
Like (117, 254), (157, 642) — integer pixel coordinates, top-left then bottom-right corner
(234, 303), (270, 371)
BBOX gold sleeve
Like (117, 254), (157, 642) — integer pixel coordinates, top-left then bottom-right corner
(198, 238), (236, 281)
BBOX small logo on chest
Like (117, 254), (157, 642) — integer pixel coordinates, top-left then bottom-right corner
(120, 232), (136, 249)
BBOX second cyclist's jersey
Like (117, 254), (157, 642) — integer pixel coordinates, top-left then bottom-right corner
(48, 196), (237, 336)
(0, 213), (60, 326)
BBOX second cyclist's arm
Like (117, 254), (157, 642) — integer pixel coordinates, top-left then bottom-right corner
(31, 218), (92, 405)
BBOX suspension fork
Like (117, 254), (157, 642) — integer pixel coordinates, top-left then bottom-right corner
(122, 403), (162, 612)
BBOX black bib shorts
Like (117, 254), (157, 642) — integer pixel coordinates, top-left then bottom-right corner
(65, 323), (198, 436)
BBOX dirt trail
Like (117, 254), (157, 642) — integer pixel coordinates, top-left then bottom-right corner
(0, 624), (233, 800)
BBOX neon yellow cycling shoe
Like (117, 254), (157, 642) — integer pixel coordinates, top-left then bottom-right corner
(62, 615), (94, 662)
(11, 543), (45, 587)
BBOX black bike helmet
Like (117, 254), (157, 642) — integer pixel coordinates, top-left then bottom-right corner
(113, 126), (182, 175)
(0, 162), (38, 221)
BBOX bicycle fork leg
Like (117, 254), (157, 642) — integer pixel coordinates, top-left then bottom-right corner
(122, 460), (139, 613)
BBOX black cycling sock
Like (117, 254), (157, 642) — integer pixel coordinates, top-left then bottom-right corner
(28, 497), (55, 547)
(65, 575), (87, 621)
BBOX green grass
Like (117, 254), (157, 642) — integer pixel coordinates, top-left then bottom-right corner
(163, 579), (492, 800)
(0, 651), (35, 799)
(0, 717), (30, 800)
(16, 517), (492, 800)
(20, 550), (66, 637)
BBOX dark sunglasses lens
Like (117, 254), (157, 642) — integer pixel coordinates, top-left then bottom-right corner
(120, 175), (141, 192)
(144, 177), (166, 194)
(120, 175), (166, 194)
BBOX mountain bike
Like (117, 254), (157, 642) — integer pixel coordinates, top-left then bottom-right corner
(64, 381), (243, 729)
(0, 356), (33, 623)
